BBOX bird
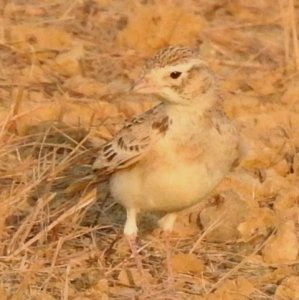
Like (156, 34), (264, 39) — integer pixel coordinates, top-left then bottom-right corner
(92, 45), (240, 283)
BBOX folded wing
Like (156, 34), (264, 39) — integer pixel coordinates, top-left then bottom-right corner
(92, 104), (169, 176)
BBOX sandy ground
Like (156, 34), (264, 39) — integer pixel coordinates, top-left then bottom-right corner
(0, 0), (299, 299)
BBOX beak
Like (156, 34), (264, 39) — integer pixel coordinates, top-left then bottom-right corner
(131, 77), (160, 94)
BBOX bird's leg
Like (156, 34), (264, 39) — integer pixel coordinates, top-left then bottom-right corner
(124, 208), (142, 272)
(124, 208), (148, 291)
(158, 213), (177, 232)
(158, 213), (177, 291)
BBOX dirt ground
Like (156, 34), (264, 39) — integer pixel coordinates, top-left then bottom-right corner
(0, 0), (299, 299)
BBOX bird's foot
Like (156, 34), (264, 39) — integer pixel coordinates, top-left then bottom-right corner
(126, 234), (152, 296)
(163, 231), (176, 295)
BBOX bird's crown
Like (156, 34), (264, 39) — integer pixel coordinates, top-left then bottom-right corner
(145, 45), (200, 70)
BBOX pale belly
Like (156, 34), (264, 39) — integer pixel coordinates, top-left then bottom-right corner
(109, 151), (231, 212)
(109, 104), (239, 213)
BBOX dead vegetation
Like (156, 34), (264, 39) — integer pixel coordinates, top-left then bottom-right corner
(0, 0), (299, 299)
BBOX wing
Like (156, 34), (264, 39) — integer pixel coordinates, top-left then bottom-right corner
(92, 104), (170, 176)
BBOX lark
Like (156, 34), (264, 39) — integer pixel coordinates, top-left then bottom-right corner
(93, 45), (239, 279)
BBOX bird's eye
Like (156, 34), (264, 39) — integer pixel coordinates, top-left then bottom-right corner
(170, 71), (182, 79)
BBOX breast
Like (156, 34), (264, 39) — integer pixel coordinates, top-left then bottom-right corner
(140, 160), (222, 211)
(110, 155), (218, 212)
(110, 110), (239, 213)
(110, 137), (236, 212)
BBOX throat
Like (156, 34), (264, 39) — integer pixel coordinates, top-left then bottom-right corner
(166, 92), (219, 117)
(165, 104), (203, 138)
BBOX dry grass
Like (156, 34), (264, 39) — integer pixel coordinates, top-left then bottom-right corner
(0, 0), (299, 299)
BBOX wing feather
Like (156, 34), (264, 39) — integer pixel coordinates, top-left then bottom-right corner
(92, 104), (169, 176)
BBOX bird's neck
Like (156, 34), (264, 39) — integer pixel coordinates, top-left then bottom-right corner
(165, 91), (220, 116)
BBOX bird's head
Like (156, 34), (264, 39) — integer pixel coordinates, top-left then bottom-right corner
(132, 46), (216, 105)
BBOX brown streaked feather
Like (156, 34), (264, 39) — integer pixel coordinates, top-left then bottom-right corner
(145, 46), (198, 70)
(93, 104), (170, 176)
